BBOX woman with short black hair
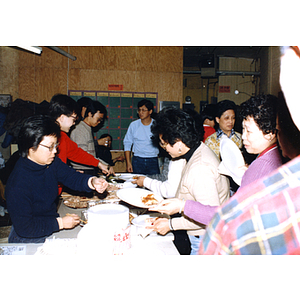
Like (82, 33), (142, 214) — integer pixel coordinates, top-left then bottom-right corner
(6, 115), (108, 243)
(149, 107), (230, 255)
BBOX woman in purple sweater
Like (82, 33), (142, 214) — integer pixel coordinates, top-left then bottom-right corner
(150, 95), (282, 226)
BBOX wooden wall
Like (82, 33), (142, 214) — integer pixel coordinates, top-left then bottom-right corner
(259, 46), (281, 96)
(0, 46), (183, 106)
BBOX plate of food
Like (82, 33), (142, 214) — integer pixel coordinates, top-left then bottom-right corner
(115, 173), (141, 181)
(116, 188), (163, 208)
(63, 195), (99, 209)
(63, 191), (120, 209)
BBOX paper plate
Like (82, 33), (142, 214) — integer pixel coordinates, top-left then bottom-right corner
(115, 173), (141, 181)
(219, 136), (245, 186)
(116, 188), (163, 208)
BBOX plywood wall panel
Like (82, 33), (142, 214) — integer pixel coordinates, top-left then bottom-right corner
(136, 47), (158, 72)
(69, 46), (92, 69)
(136, 71), (160, 93)
(0, 47), (19, 99)
(68, 68), (81, 90)
(114, 47), (137, 71)
(35, 68), (68, 101)
(3, 46), (183, 104)
(158, 72), (183, 104)
(107, 70), (139, 91)
(38, 47), (69, 69)
(88, 46), (106, 70)
(18, 50), (36, 68)
(77, 69), (103, 90)
(156, 46), (183, 73)
(18, 67), (36, 101)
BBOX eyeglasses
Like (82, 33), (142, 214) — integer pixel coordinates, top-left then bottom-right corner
(39, 143), (59, 152)
(138, 108), (149, 113)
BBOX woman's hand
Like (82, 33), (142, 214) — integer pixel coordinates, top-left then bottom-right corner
(149, 198), (184, 215)
(98, 137), (109, 146)
(61, 214), (80, 229)
(89, 177), (109, 193)
(132, 176), (145, 187)
(149, 218), (171, 235)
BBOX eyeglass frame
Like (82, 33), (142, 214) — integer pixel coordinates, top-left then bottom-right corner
(159, 140), (168, 149)
(39, 143), (59, 152)
(137, 108), (149, 113)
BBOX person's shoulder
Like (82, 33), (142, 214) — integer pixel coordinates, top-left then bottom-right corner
(128, 119), (140, 127)
(233, 131), (242, 139)
(205, 132), (217, 141)
(71, 121), (87, 134)
(59, 131), (68, 140)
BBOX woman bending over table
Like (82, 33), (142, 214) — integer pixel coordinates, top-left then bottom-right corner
(5, 115), (108, 243)
(149, 107), (230, 255)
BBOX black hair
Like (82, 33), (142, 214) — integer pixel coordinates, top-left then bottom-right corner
(216, 100), (236, 119)
(18, 115), (61, 158)
(183, 108), (204, 138)
(100, 133), (112, 141)
(239, 94), (278, 135)
(201, 104), (217, 122)
(77, 97), (93, 110)
(138, 99), (154, 111)
(84, 100), (108, 120)
(151, 107), (203, 148)
(49, 93), (80, 120)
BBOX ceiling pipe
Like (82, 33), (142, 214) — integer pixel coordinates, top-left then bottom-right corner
(47, 46), (77, 61)
(183, 70), (260, 76)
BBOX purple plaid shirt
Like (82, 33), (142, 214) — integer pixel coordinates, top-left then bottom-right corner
(199, 155), (300, 255)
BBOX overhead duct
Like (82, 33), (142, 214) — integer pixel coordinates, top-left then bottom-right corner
(47, 46), (77, 61)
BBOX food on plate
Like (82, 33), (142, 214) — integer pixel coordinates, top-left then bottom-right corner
(129, 213), (134, 224)
(63, 195), (93, 208)
(141, 194), (159, 206)
(132, 175), (139, 179)
(63, 191), (120, 208)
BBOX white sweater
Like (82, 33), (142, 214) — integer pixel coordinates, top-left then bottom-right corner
(143, 158), (185, 198)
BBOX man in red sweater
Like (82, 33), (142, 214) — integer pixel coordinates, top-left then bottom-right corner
(48, 94), (113, 195)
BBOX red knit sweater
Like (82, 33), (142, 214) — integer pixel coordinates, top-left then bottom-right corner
(57, 131), (99, 195)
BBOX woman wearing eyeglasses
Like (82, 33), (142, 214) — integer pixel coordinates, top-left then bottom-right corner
(5, 115), (108, 243)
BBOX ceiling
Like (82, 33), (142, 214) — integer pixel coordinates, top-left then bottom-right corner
(183, 46), (265, 69)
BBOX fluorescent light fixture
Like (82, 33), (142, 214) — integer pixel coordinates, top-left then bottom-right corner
(17, 46), (42, 54)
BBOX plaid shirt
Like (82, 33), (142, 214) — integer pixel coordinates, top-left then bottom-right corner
(199, 155), (300, 255)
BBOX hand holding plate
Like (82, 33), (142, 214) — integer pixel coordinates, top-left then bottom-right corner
(149, 198), (184, 215)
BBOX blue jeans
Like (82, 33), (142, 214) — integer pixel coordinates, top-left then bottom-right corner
(8, 226), (48, 244)
(188, 235), (203, 255)
(132, 156), (160, 175)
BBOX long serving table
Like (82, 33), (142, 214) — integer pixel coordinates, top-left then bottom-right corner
(0, 196), (180, 256)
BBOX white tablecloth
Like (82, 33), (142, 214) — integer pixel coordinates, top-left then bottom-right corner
(0, 200), (179, 255)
